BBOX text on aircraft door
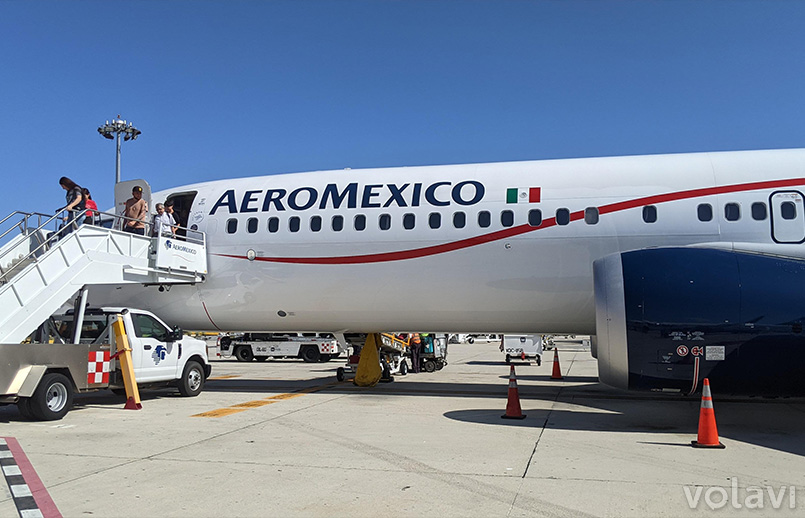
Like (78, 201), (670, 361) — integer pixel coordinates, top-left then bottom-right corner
(770, 191), (805, 243)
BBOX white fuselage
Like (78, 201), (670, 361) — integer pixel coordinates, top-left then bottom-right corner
(91, 149), (805, 334)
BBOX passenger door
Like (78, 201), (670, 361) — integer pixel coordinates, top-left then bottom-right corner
(129, 312), (179, 382)
(770, 191), (805, 243)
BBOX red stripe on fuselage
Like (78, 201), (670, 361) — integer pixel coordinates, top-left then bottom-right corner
(213, 178), (805, 265)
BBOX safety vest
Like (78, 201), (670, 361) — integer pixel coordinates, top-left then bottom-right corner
(411, 333), (421, 344)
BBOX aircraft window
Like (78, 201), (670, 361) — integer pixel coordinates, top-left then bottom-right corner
(268, 217), (279, 233)
(528, 209), (542, 227)
(697, 204), (713, 222)
(642, 206), (657, 223)
(556, 208), (570, 226)
(226, 218), (238, 234)
(478, 211), (491, 228)
(379, 213), (391, 230)
(289, 216), (300, 233)
(247, 217), (258, 233)
(453, 211), (466, 229)
(429, 213), (441, 229)
(781, 201), (797, 220)
(724, 203), (740, 221)
(332, 215), (344, 232)
(310, 215), (322, 232)
(501, 210), (514, 227)
(354, 214), (366, 231)
(403, 213), (415, 230)
(751, 202), (767, 221)
(584, 207), (599, 225)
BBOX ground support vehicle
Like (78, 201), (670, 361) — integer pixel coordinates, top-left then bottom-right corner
(219, 332), (344, 363)
(336, 333), (408, 381)
(416, 335), (448, 372)
(1, 307), (211, 421)
(501, 334), (543, 365)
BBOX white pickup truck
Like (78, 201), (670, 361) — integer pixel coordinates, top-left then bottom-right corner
(0, 307), (212, 421)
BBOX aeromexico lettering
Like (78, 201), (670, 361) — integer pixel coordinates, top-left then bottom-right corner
(208, 181), (485, 215)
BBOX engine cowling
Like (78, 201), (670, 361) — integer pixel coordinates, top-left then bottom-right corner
(594, 247), (805, 395)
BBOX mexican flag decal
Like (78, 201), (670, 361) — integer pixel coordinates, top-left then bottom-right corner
(506, 187), (540, 204)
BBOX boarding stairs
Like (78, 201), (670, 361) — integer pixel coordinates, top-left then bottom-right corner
(0, 210), (207, 344)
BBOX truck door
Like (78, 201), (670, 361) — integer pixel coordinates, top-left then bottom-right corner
(129, 312), (180, 382)
(770, 191), (805, 244)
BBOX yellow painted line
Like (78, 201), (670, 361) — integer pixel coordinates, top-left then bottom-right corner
(194, 382), (336, 418)
(208, 375), (241, 380)
(265, 393), (305, 401)
(192, 407), (248, 418)
(231, 400), (277, 408)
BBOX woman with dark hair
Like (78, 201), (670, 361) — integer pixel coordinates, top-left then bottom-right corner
(82, 188), (98, 225)
(58, 176), (85, 232)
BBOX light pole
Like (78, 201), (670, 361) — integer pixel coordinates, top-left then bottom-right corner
(97, 116), (141, 184)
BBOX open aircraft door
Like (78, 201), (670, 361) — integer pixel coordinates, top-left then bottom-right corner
(165, 191), (202, 239)
(770, 191), (805, 244)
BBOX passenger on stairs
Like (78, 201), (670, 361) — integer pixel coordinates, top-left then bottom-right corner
(58, 176), (85, 235)
(123, 185), (148, 235)
(82, 188), (98, 225)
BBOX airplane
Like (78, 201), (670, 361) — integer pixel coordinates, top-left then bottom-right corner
(90, 148), (805, 396)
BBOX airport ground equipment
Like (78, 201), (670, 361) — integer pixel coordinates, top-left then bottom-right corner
(218, 332), (344, 362)
(0, 210), (207, 344)
(417, 335), (448, 372)
(501, 335), (543, 365)
(1, 307), (211, 420)
(336, 333), (408, 382)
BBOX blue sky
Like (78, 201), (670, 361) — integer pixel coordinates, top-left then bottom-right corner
(3, 0), (805, 214)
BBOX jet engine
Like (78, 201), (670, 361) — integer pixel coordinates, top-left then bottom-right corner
(594, 247), (805, 395)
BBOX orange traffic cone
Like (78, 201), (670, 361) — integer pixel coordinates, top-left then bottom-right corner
(501, 365), (526, 419)
(550, 349), (563, 380)
(691, 378), (725, 449)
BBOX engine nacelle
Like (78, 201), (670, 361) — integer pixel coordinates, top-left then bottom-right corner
(594, 247), (805, 395)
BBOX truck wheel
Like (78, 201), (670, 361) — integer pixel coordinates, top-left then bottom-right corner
(234, 346), (253, 362)
(336, 367), (345, 382)
(301, 346), (320, 363)
(17, 398), (34, 420)
(178, 361), (205, 397)
(399, 360), (408, 376)
(436, 360), (444, 370)
(254, 356), (268, 362)
(29, 373), (73, 421)
(505, 354), (511, 364)
(424, 360), (436, 373)
(467, 337), (475, 344)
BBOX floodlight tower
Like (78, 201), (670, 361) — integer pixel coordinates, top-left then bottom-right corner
(97, 115), (142, 184)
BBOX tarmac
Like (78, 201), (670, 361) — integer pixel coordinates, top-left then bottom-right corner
(1, 337), (804, 517)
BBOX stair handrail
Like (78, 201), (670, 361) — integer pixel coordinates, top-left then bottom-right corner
(0, 207), (206, 285)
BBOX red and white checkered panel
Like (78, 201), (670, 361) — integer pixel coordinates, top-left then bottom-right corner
(87, 351), (110, 385)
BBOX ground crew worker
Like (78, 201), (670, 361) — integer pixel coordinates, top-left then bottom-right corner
(410, 333), (422, 373)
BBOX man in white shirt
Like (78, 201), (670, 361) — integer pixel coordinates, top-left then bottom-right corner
(154, 203), (176, 237)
